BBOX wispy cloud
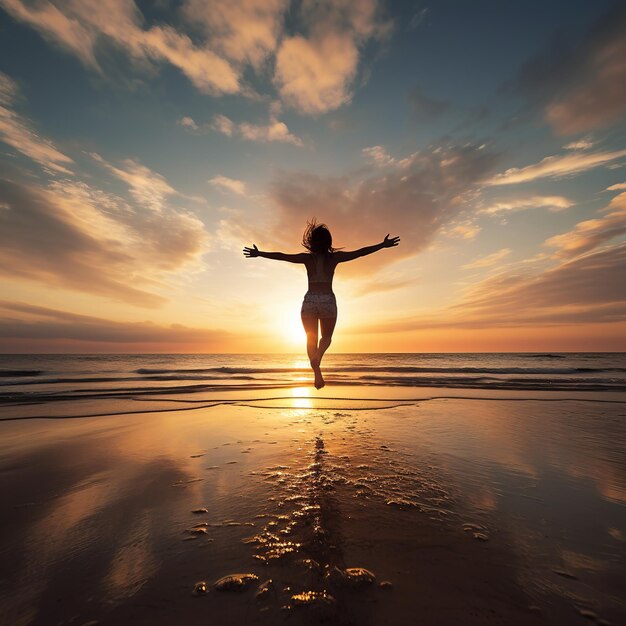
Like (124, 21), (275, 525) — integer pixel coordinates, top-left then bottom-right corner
(1, 0), (240, 95)
(545, 190), (626, 258)
(486, 148), (626, 186)
(357, 243), (626, 331)
(209, 175), (247, 196)
(0, 72), (73, 174)
(262, 142), (499, 275)
(91, 153), (176, 212)
(0, 301), (227, 347)
(462, 248), (511, 270)
(517, 5), (626, 135)
(0, 171), (208, 307)
(481, 195), (573, 215)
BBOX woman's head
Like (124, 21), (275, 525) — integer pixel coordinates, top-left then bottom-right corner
(302, 219), (333, 254)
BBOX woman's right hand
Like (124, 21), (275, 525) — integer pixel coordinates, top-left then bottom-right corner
(243, 244), (259, 258)
(383, 234), (400, 248)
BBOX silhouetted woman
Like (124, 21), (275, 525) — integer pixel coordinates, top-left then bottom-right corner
(244, 221), (400, 389)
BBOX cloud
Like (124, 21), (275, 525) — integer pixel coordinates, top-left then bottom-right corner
(239, 117), (304, 146)
(517, 5), (626, 135)
(0, 71), (73, 174)
(545, 190), (626, 258)
(446, 222), (482, 241)
(263, 142), (499, 274)
(0, 0), (97, 65)
(486, 148), (626, 186)
(607, 182), (626, 191)
(273, 0), (388, 114)
(481, 195), (573, 215)
(91, 153), (175, 212)
(209, 175), (247, 196)
(0, 174), (208, 307)
(564, 138), (595, 151)
(177, 116), (199, 131)
(182, 0), (288, 68)
(359, 243), (626, 331)
(183, 113), (303, 145)
(2, 0), (389, 113)
(453, 244), (626, 326)
(361, 145), (396, 167)
(0, 301), (226, 346)
(462, 248), (511, 270)
(407, 86), (449, 120)
(211, 114), (235, 136)
(1, 0), (240, 95)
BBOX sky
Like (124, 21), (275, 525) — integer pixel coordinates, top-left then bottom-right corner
(0, 0), (625, 353)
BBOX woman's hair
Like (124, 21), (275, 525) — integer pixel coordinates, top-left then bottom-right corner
(302, 219), (334, 254)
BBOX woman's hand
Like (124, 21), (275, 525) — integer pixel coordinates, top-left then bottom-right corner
(382, 234), (400, 248)
(243, 244), (259, 258)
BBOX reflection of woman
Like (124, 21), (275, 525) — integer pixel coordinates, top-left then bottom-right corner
(244, 220), (400, 389)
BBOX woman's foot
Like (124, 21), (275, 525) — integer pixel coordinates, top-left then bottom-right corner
(310, 356), (325, 389)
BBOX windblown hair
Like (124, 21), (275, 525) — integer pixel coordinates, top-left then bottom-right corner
(302, 219), (335, 254)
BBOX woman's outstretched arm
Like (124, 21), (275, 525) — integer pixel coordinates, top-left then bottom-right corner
(243, 244), (308, 263)
(334, 234), (400, 263)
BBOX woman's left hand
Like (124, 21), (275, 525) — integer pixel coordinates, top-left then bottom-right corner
(383, 234), (400, 248)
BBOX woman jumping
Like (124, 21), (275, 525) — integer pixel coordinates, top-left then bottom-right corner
(243, 220), (400, 389)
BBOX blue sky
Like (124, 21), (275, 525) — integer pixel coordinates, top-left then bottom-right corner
(0, 0), (625, 352)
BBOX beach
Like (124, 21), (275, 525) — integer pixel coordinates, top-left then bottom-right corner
(1, 354), (625, 625)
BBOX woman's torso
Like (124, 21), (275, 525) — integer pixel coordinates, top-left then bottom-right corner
(305, 253), (336, 293)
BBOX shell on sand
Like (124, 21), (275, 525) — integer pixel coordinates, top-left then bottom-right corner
(214, 573), (260, 592)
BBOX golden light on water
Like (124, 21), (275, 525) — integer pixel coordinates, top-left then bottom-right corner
(290, 386), (313, 409)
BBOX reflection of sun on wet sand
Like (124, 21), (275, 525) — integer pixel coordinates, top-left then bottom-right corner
(1, 392), (625, 626)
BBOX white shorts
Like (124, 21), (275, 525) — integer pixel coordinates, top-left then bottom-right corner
(301, 292), (337, 318)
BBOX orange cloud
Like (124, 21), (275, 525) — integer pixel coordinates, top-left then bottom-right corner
(274, 0), (388, 114)
(182, 0), (288, 68)
(545, 191), (626, 258)
(1, 0), (240, 95)
(256, 143), (499, 274)
(0, 172), (208, 307)
(0, 301), (228, 348)
(486, 148), (626, 186)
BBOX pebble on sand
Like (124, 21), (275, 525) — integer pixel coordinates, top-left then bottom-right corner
(255, 579), (274, 600)
(214, 573), (260, 592)
(192, 508), (208, 514)
(379, 580), (393, 589)
(193, 581), (207, 596)
(326, 566), (376, 587)
(344, 567), (376, 585)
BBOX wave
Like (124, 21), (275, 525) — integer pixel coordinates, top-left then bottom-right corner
(134, 365), (626, 376)
(0, 370), (43, 377)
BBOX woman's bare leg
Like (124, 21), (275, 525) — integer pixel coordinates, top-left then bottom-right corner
(301, 314), (324, 388)
(317, 316), (337, 365)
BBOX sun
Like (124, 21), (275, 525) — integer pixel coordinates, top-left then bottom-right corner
(285, 315), (307, 345)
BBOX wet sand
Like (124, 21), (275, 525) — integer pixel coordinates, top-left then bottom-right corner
(0, 391), (625, 625)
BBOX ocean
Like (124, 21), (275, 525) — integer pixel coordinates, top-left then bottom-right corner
(2, 353), (625, 408)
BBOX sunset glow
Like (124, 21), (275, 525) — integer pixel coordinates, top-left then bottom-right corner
(0, 1), (625, 353)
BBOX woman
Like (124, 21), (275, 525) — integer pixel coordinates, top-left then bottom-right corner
(243, 221), (400, 389)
